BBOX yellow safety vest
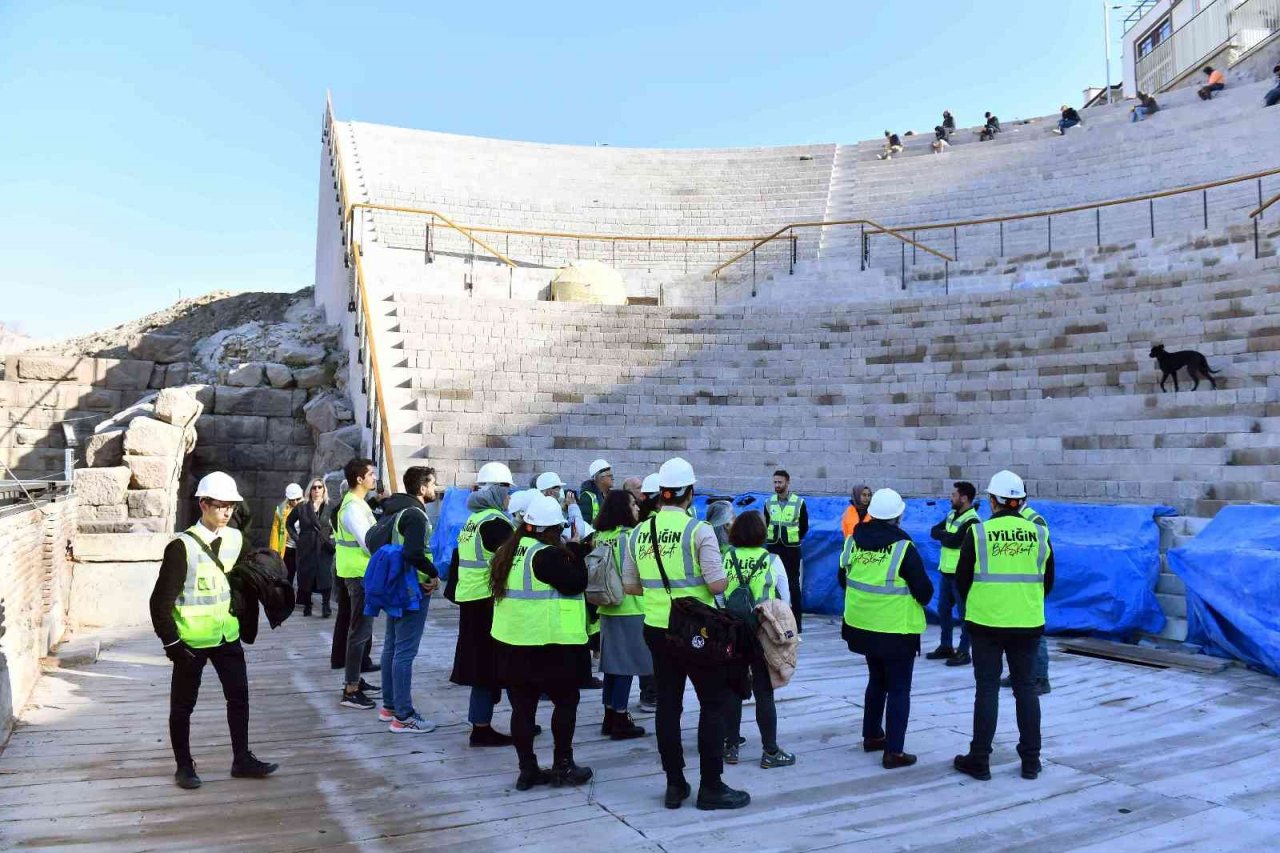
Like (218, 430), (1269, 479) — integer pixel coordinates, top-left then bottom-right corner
(491, 537), (587, 646)
(631, 510), (715, 629)
(938, 506), (980, 574)
(391, 505), (434, 586)
(173, 524), (243, 649)
(966, 514), (1048, 629)
(596, 527), (643, 617)
(269, 501), (291, 556)
(765, 494), (804, 546)
(840, 537), (924, 634)
(455, 507), (514, 602)
(722, 546), (777, 602)
(334, 492), (374, 579)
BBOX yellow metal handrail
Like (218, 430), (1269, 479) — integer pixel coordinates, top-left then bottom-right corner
(712, 218), (953, 280)
(346, 202), (518, 268)
(1250, 190), (1280, 219)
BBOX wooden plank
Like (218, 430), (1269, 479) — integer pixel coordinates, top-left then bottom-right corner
(1056, 637), (1232, 674)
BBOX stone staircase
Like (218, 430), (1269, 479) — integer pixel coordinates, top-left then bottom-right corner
(1153, 515), (1214, 643)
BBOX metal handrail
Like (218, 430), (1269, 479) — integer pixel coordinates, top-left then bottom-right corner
(346, 203), (518, 268)
(711, 218), (953, 280)
(1250, 190), (1280, 219)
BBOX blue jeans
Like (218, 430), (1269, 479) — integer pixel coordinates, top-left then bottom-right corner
(863, 654), (915, 754)
(602, 673), (633, 711)
(379, 599), (429, 720)
(1130, 106), (1150, 122)
(1265, 84), (1280, 108)
(938, 574), (969, 653)
(1058, 117), (1080, 133)
(1035, 636), (1049, 682)
(468, 686), (502, 725)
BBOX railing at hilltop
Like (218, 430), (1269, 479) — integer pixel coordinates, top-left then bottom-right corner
(323, 95), (397, 491)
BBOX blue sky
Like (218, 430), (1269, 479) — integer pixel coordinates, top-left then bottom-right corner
(1, 1), (1116, 340)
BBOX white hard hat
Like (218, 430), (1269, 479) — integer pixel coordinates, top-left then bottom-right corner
(284, 483), (304, 500)
(987, 470), (1027, 500)
(476, 462), (514, 486)
(589, 458), (612, 478)
(535, 471), (565, 491)
(658, 457), (696, 489)
(867, 488), (906, 520)
(523, 494), (566, 528)
(641, 473), (660, 496)
(508, 489), (535, 518)
(195, 471), (244, 502)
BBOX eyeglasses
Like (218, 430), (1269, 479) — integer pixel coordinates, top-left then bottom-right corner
(310, 486), (324, 491)
(205, 501), (236, 511)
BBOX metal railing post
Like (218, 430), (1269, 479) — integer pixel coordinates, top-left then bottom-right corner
(1096, 208), (1101, 246)
(789, 229), (796, 275)
(751, 247), (758, 298)
(1203, 189), (1208, 230)
(425, 216), (434, 264)
(912, 230), (917, 265)
(1256, 217), (1261, 260)
(945, 260), (950, 295)
(1260, 179), (1265, 219)
(859, 224), (866, 271)
(1149, 199), (1155, 238)
(999, 221), (1004, 257)
(900, 241), (906, 291)
(1047, 215), (1053, 253)
(952, 226), (958, 260)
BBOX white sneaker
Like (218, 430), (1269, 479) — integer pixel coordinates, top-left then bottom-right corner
(389, 714), (437, 734)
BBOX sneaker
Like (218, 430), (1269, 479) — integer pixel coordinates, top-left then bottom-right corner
(341, 689), (376, 710)
(760, 748), (796, 769)
(469, 725), (514, 747)
(696, 781), (751, 811)
(946, 651), (972, 667)
(378, 707), (396, 723)
(925, 646), (955, 660)
(723, 741), (740, 765)
(174, 763), (202, 790)
(953, 753), (992, 781)
(637, 697), (658, 714)
(231, 752), (279, 779)
(390, 714), (437, 734)
(882, 751), (918, 769)
(358, 678), (380, 696)
(1035, 679), (1052, 696)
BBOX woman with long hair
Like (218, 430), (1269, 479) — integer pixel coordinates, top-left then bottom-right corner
(287, 478), (335, 617)
(488, 494), (593, 791)
(593, 489), (650, 740)
(720, 510), (795, 769)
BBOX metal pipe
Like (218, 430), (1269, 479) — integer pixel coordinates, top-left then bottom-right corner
(1096, 208), (1102, 246)
(1203, 189), (1208, 230)
(1150, 199), (1155, 238)
(1048, 215), (1053, 252)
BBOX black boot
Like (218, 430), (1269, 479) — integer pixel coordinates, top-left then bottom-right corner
(516, 757), (551, 791)
(953, 753), (991, 781)
(550, 755), (593, 787)
(174, 762), (202, 790)
(231, 752), (279, 779)
(882, 751), (917, 769)
(469, 725), (514, 747)
(608, 710), (646, 741)
(664, 776), (692, 809)
(695, 779), (751, 811)
(302, 605), (312, 617)
(321, 601), (332, 618)
(600, 708), (614, 736)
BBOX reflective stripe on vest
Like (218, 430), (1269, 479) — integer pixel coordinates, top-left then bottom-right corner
(596, 527), (643, 617)
(455, 507), (513, 602)
(938, 507), (980, 574)
(173, 525), (243, 649)
(765, 494), (804, 546)
(967, 516), (1047, 629)
(723, 546), (776, 602)
(334, 493), (373, 579)
(582, 491), (600, 525)
(840, 537), (925, 634)
(390, 505), (434, 585)
(491, 538), (588, 646)
(631, 511), (714, 629)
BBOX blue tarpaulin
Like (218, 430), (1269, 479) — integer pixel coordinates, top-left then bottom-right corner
(430, 488), (1171, 638)
(1169, 505), (1280, 676)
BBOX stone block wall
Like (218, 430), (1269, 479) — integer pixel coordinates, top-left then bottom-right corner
(0, 495), (77, 743)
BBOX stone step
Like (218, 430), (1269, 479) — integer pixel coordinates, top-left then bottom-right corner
(1157, 571), (1187, 596)
(1156, 592), (1188, 620)
(1155, 616), (1190, 643)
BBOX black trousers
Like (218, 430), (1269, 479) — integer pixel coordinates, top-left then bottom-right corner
(645, 627), (731, 784)
(863, 654), (915, 754)
(169, 640), (249, 767)
(330, 577), (373, 671)
(283, 547), (297, 586)
(768, 544), (804, 632)
(724, 662), (777, 753)
(970, 630), (1041, 762)
(508, 682), (579, 768)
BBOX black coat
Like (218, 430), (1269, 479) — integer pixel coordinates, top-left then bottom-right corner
(229, 548), (295, 644)
(839, 520), (934, 659)
(288, 501), (335, 592)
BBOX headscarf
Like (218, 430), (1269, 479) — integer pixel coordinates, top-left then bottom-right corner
(852, 483), (871, 518)
(467, 484), (509, 515)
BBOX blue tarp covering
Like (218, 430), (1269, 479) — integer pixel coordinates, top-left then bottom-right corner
(430, 488), (1171, 638)
(1169, 505), (1280, 676)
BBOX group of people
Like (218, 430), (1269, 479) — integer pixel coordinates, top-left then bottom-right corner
(150, 453), (1056, 810)
(877, 110), (1003, 160)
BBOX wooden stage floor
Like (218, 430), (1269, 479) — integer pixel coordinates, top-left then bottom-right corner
(4, 603), (1280, 852)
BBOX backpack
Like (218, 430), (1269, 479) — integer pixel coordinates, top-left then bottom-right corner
(724, 559), (762, 633)
(363, 543), (423, 618)
(584, 536), (624, 606)
(364, 510), (402, 554)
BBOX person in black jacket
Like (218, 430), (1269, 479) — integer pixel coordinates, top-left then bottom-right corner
(979, 112), (1000, 141)
(374, 466), (441, 733)
(1054, 105), (1082, 135)
(928, 481), (980, 666)
(288, 478), (336, 617)
(838, 489), (933, 769)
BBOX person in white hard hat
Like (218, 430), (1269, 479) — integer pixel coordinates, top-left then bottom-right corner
(953, 470), (1054, 783)
(448, 461), (521, 747)
(578, 458), (613, 526)
(622, 457), (749, 811)
(536, 471), (590, 541)
(149, 471), (278, 789)
(508, 489), (536, 524)
(633, 471), (663, 713)
(269, 483), (305, 585)
(488, 494), (594, 791)
(838, 488), (933, 770)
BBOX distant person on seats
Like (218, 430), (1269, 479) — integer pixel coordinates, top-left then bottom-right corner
(877, 131), (904, 160)
(1130, 91), (1159, 122)
(1198, 66), (1226, 100)
(1052, 105), (1082, 135)
(941, 110), (956, 137)
(1264, 65), (1280, 108)
(979, 112), (1000, 141)
(931, 126), (950, 154)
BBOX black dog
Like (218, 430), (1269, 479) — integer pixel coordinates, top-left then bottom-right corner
(1150, 344), (1219, 392)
